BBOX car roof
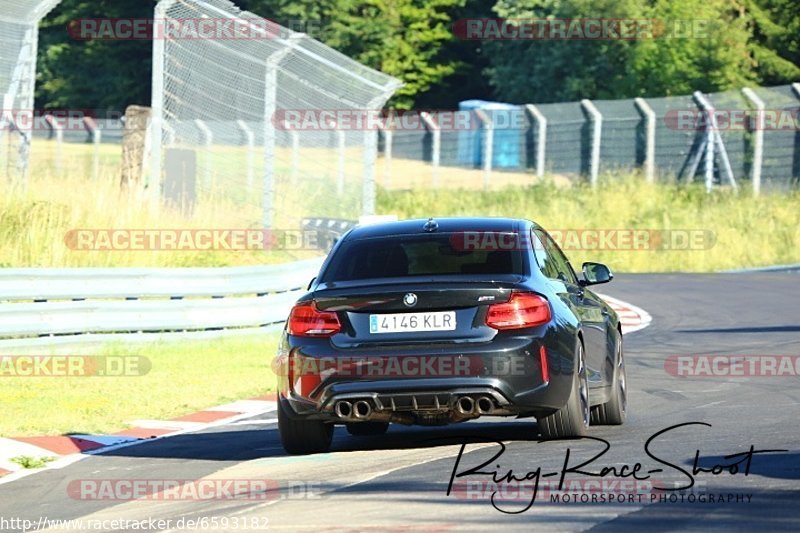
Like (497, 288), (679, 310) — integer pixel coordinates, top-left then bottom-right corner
(343, 217), (534, 240)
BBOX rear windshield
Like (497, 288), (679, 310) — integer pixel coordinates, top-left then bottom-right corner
(320, 233), (525, 282)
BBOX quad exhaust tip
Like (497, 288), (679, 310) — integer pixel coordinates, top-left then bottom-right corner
(335, 400), (352, 418)
(353, 400), (372, 419)
(456, 396), (475, 415)
(476, 396), (493, 414)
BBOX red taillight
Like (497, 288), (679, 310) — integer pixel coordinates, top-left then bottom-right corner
(287, 302), (341, 337)
(485, 292), (551, 330)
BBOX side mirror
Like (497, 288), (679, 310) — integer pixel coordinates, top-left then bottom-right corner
(307, 277), (316, 290)
(580, 262), (613, 286)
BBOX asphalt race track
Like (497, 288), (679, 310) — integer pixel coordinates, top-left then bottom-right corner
(1, 272), (798, 532)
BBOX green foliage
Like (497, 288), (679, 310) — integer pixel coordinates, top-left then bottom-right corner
(745, 0), (800, 84)
(486, 0), (760, 102)
(245, 0), (467, 109)
(31, 0), (800, 112)
(10, 456), (56, 469)
(36, 0), (156, 109)
(629, 0), (756, 96)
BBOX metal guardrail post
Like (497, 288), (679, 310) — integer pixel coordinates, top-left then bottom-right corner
(581, 99), (602, 187)
(634, 97), (655, 183)
(741, 88), (764, 196)
(474, 109), (493, 190)
(236, 119), (255, 193)
(525, 104), (546, 179)
(419, 111), (440, 188)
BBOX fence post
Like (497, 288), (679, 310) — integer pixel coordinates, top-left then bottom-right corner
(693, 91), (737, 192)
(19, 25), (38, 186)
(420, 111), (440, 187)
(741, 88), (764, 196)
(692, 92), (715, 192)
(43, 114), (63, 175)
(236, 119), (255, 193)
(581, 99), (602, 187)
(262, 45), (293, 229)
(525, 104), (546, 179)
(83, 116), (102, 179)
(381, 124), (392, 188)
(0, 94), (12, 159)
(290, 130), (300, 185)
(474, 109), (493, 190)
(362, 96), (388, 217)
(634, 97), (655, 183)
(149, 2), (173, 212)
(194, 118), (212, 189)
(337, 129), (345, 196)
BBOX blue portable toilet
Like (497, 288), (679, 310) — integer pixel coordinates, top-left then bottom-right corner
(457, 100), (523, 169)
(457, 100), (484, 167)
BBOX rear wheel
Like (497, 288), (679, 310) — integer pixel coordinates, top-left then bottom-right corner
(591, 334), (627, 425)
(278, 397), (333, 454)
(539, 341), (590, 438)
(346, 422), (390, 436)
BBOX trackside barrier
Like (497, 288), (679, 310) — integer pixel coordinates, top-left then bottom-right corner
(0, 258), (324, 345)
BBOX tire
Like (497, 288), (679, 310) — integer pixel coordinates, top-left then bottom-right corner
(539, 340), (590, 438)
(278, 397), (333, 455)
(591, 333), (627, 425)
(346, 422), (390, 436)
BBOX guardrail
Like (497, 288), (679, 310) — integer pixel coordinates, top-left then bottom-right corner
(0, 257), (324, 350)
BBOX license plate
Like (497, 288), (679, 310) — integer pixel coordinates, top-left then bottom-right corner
(369, 311), (456, 334)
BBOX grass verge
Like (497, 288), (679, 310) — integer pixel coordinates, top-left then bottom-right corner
(0, 334), (280, 437)
(3, 140), (798, 271)
(378, 176), (800, 272)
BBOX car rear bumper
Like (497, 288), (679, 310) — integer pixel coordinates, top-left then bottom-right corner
(274, 324), (580, 425)
(279, 353), (576, 424)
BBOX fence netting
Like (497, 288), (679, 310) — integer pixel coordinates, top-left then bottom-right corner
(753, 84), (800, 190)
(0, 0), (61, 182)
(152, 0), (400, 226)
(379, 85), (799, 190)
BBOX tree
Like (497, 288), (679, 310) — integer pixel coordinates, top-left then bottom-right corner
(745, 0), (800, 85)
(244, 0), (467, 109)
(484, 0), (762, 103)
(36, 0), (155, 110)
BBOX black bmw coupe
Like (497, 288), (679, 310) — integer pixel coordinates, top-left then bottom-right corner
(274, 217), (626, 454)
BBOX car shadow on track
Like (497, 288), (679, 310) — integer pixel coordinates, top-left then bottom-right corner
(100, 420), (540, 461)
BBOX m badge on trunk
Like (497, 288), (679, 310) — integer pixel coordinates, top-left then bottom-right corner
(403, 293), (418, 307)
